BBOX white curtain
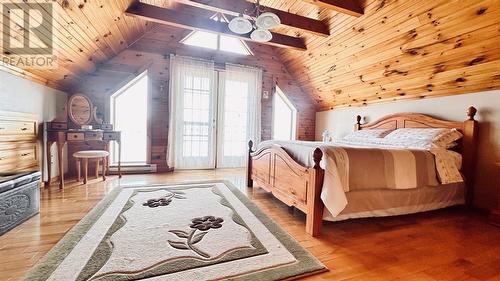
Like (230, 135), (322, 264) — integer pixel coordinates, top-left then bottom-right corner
(167, 55), (216, 169)
(217, 64), (262, 168)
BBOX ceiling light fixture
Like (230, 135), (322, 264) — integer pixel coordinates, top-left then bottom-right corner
(228, 14), (253, 34)
(250, 28), (273, 42)
(228, 0), (280, 42)
(255, 12), (281, 30)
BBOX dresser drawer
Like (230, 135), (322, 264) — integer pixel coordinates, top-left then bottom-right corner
(48, 122), (68, 130)
(0, 120), (36, 136)
(0, 144), (37, 167)
(101, 124), (113, 131)
(103, 132), (120, 141)
(67, 132), (85, 141)
(85, 131), (103, 141)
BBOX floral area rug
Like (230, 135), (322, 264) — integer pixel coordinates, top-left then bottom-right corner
(23, 180), (326, 281)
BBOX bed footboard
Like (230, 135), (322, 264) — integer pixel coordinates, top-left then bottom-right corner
(246, 141), (325, 236)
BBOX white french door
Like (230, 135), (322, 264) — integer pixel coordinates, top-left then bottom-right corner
(169, 57), (261, 170)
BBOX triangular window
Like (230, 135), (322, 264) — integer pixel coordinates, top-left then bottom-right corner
(181, 14), (253, 56)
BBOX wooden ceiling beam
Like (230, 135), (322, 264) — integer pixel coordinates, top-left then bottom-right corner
(175, 0), (330, 37)
(301, 0), (363, 17)
(125, 2), (307, 51)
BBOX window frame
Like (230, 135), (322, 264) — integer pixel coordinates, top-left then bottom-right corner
(109, 70), (150, 165)
(179, 14), (253, 56)
(272, 86), (298, 141)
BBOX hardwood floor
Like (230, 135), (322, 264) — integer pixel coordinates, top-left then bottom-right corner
(1, 169), (499, 281)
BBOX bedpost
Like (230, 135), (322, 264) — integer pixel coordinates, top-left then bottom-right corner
(355, 115), (362, 131)
(247, 140), (254, 187)
(306, 148), (325, 237)
(462, 106), (478, 206)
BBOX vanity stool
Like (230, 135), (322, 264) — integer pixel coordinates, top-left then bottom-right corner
(73, 150), (109, 184)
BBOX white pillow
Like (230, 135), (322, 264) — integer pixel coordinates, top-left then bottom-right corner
(343, 129), (394, 141)
(384, 128), (463, 148)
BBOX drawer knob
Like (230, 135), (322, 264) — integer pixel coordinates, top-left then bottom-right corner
(21, 127), (28, 131)
(74, 135), (78, 138)
(0, 127), (4, 130)
(21, 153), (30, 157)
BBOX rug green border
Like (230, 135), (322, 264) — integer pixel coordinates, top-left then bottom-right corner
(23, 180), (327, 281)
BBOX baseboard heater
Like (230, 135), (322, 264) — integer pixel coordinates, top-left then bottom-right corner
(109, 164), (157, 174)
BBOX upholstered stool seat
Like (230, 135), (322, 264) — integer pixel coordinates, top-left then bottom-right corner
(73, 150), (109, 184)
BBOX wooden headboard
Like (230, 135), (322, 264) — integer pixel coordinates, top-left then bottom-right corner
(0, 111), (39, 173)
(354, 106), (479, 205)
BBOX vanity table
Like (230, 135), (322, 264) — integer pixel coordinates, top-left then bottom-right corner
(45, 94), (122, 189)
(45, 127), (122, 189)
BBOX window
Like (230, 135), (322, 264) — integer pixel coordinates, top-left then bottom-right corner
(181, 14), (252, 56)
(110, 71), (148, 164)
(272, 87), (297, 140)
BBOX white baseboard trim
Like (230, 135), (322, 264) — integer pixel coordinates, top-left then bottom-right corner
(109, 164), (157, 173)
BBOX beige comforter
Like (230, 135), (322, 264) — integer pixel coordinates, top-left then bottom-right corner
(323, 146), (440, 192)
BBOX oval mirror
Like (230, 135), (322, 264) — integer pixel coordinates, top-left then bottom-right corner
(68, 94), (93, 126)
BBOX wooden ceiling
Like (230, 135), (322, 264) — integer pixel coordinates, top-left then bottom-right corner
(1, 0), (499, 110)
(266, 0), (500, 109)
(0, 0), (174, 90)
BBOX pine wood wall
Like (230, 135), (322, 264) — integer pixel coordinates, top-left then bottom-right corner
(270, 0), (500, 109)
(71, 25), (316, 171)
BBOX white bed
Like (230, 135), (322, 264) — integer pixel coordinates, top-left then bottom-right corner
(247, 108), (478, 236)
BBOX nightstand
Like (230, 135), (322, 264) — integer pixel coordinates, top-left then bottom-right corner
(490, 162), (500, 227)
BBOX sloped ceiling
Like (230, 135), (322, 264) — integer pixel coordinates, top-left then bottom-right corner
(262, 0), (500, 110)
(0, 0), (174, 90)
(2, 0), (500, 110)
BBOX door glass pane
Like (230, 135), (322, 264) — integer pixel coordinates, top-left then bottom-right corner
(111, 73), (148, 164)
(181, 75), (212, 161)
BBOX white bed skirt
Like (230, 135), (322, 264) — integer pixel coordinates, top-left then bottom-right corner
(323, 182), (465, 222)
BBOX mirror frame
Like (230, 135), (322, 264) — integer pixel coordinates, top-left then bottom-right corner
(68, 94), (94, 126)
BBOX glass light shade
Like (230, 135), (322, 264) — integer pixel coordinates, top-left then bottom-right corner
(228, 16), (253, 34)
(250, 29), (272, 42)
(255, 12), (281, 29)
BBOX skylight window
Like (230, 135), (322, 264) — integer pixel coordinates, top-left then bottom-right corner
(181, 14), (253, 56)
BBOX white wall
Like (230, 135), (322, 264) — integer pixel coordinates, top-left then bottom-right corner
(0, 70), (67, 180)
(316, 90), (500, 210)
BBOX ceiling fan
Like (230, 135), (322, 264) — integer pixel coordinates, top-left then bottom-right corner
(228, 0), (281, 42)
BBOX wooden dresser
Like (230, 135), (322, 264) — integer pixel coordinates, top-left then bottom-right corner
(0, 111), (39, 173)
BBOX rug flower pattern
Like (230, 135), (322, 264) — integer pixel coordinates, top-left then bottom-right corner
(168, 216), (224, 258)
